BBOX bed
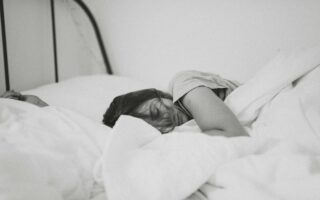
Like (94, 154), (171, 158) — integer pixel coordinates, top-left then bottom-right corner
(1, 1), (320, 200)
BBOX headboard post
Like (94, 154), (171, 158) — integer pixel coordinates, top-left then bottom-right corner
(0, 0), (10, 91)
(50, 0), (59, 82)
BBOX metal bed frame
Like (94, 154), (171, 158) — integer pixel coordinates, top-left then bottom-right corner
(0, 0), (113, 91)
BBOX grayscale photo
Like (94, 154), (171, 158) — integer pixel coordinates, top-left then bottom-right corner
(0, 0), (320, 200)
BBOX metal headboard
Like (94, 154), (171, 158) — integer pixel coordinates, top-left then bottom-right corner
(0, 0), (113, 91)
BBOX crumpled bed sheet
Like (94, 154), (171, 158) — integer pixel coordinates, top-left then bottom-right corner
(0, 100), (110, 200)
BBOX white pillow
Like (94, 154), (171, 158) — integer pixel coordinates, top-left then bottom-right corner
(24, 74), (155, 122)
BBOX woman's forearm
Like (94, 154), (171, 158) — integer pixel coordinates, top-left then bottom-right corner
(203, 129), (248, 137)
(182, 86), (248, 137)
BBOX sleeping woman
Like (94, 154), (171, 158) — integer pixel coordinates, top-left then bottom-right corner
(103, 70), (248, 137)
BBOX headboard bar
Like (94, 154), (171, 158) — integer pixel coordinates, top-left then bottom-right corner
(0, 0), (10, 91)
(50, 0), (59, 83)
(73, 0), (113, 75)
(0, 0), (113, 91)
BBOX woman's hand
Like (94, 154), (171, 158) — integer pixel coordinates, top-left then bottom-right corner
(0, 90), (23, 100)
(182, 86), (248, 137)
(1, 90), (48, 107)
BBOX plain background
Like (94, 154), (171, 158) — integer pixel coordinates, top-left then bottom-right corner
(1, 0), (320, 93)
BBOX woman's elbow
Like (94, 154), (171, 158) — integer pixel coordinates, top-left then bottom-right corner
(203, 127), (249, 137)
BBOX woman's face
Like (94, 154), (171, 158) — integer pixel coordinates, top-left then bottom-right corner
(135, 98), (190, 133)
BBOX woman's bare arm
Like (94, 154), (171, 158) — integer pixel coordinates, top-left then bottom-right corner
(182, 86), (248, 137)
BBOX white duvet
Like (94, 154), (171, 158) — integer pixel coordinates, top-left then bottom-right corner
(0, 100), (110, 200)
(98, 47), (320, 200)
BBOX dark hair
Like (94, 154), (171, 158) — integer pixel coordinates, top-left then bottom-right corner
(102, 88), (173, 131)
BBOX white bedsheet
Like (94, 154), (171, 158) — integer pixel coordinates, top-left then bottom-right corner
(0, 100), (110, 200)
(99, 47), (320, 200)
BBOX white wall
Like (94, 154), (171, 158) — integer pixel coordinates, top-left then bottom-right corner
(0, 0), (54, 94)
(55, 0), (105, 80)
(92, 0), (320, 88)
(1, 0), (320, 94)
